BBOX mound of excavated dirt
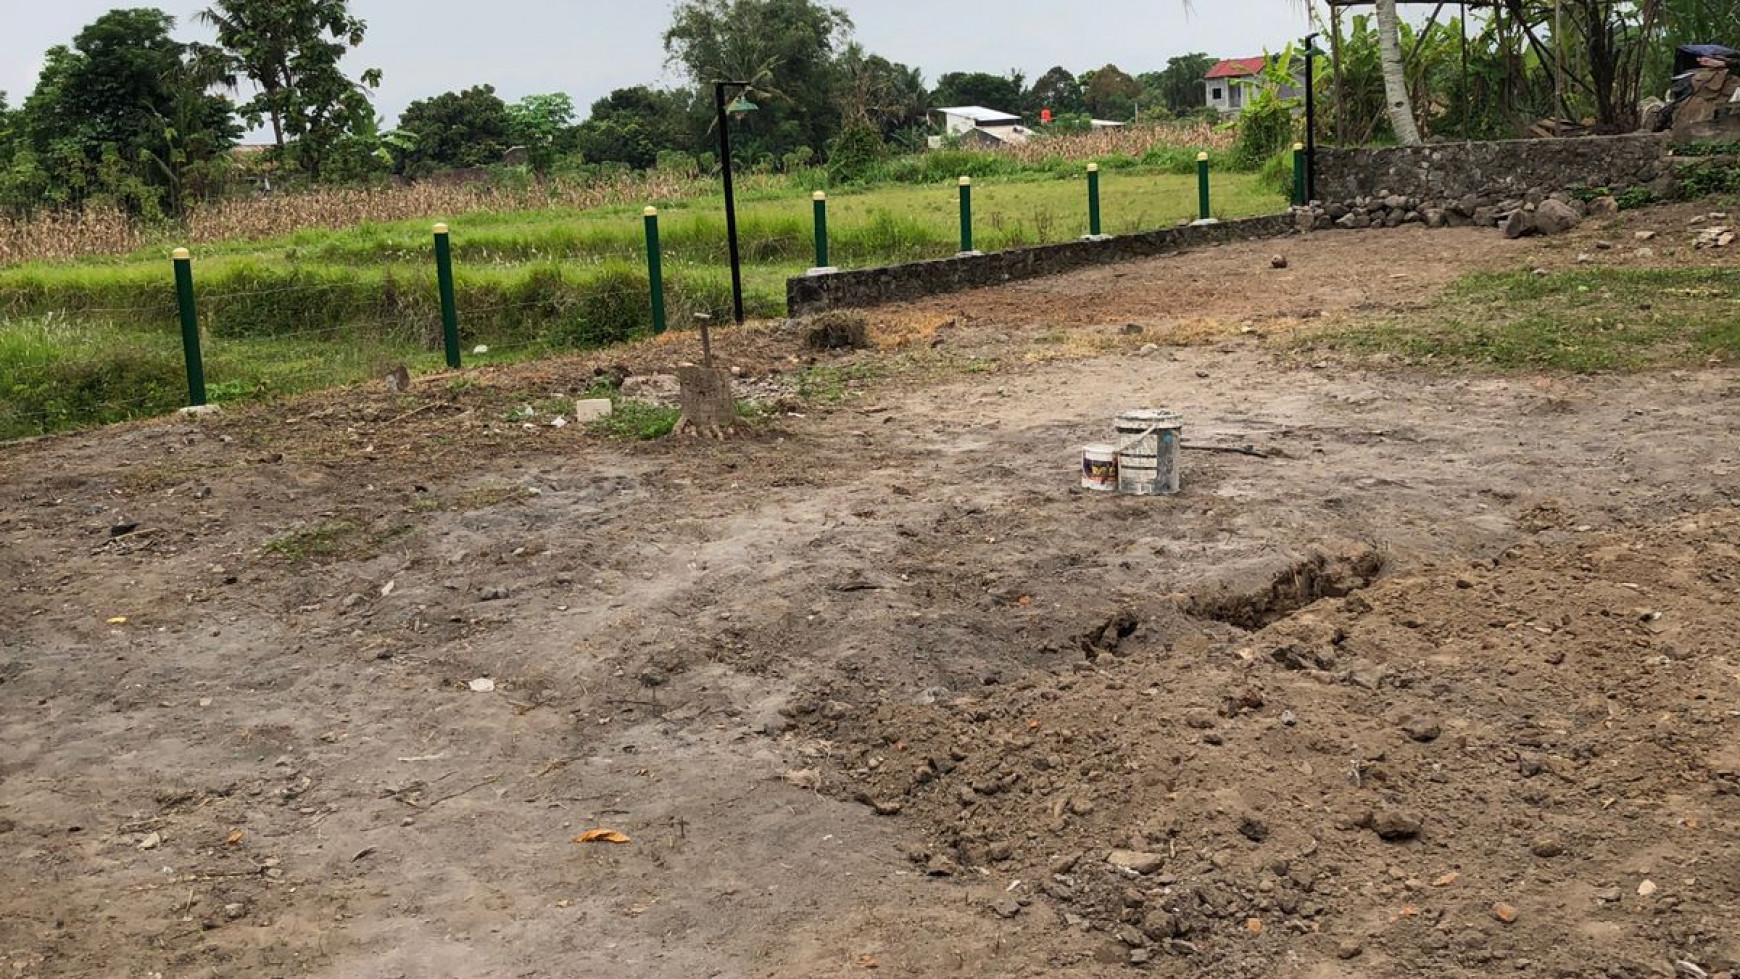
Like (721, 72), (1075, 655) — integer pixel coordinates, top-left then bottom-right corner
(797, 513), (1740, 978)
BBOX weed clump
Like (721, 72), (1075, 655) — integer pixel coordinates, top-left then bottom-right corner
(801, 311), (871, 351)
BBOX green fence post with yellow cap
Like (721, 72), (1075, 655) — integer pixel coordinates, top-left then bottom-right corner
(1196, 152), (1212, 222)
(644, 207), (667, 335)
(1292, 142), (1307, 207)
(1087, 163), (1104, 238)
(433, 223), (461, 368)
(811, 191), (833, 272)
(957, 176), (976, 255)
(171, 248), (207, 407)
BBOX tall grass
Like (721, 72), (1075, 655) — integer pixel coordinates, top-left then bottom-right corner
(1, 122), (1246, 267)
(0, 315), (186, 439)
(0, 260), (782, 348)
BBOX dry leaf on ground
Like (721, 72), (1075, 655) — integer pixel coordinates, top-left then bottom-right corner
(574, 829), (631, 845)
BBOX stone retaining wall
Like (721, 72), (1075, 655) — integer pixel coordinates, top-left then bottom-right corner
(1308, 134), (1673, 229)
(786, 213), (1295, 315)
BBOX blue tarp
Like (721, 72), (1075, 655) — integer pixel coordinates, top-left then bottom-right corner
(1675, 44), (1739, 76)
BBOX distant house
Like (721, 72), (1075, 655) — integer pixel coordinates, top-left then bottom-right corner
(1204, 57), (1304, 114)
(929, 105), (1036, 148)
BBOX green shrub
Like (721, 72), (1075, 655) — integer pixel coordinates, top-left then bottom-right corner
(826, 124), (887, 184)
(1677, 160), (1740, 201)
(1138, 145), (1200, 173)
(1256, 149), (1296, 201)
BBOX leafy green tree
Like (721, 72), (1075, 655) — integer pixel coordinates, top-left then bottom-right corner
(1083, 63), (1142, 119)
(1026, 66), (1085, 117)
(1141, 53), (1216, 115)
(929, 71), (1026, 112)
(0, 94), (15, 172)
(10, 8), (238, 215)
(574, 87), (690, 169)
(664, 0), (853, 160)
(506, 93), (578, 173)
(834, 44), (927, 141)
(396, 84), (512, 174)
(319, 111), (399, 183)
(197, 0), (383, 178)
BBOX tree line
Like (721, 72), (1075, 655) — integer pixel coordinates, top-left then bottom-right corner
(0, 0), (1229, 220)
(3, 0), (1728, 218)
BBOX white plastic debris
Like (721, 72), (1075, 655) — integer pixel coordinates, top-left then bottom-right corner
(469, 678), (496, 693)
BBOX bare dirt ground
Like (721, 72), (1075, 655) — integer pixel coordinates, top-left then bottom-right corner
(3, 212), (1739, 979)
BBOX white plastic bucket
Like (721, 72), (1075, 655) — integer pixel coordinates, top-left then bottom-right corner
(1115, 409), (1183, 496)
(1082, 444), (1118, 492)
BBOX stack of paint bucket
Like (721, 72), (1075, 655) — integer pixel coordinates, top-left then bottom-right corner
(1080, 409), (1183, 496)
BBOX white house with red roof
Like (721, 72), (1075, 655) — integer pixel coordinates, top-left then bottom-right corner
(1204, 56), (1303, 115)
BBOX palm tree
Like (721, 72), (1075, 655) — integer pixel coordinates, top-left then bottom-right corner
(1373, 0), (1423, 144)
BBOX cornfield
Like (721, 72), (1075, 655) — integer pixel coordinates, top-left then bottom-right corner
(0, 124), (1236, 267)
(182, 171), (703, 244)
(0, 169), (721, 267)
(1005, 121), (1238, 165)
(0, 207), (146, 266)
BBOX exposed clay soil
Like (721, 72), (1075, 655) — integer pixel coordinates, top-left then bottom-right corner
(3, 215), (1739, 979)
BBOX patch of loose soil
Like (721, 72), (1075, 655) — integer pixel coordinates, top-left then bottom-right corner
(806, 515), (1740, 977)
(2, 216), (1738, 979)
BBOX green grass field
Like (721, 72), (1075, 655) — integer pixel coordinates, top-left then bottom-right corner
(1314, 267), (1740, 372)
(0, 164), (1280, 440)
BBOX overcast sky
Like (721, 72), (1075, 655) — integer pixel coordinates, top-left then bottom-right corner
(3, 0), (1321, 132)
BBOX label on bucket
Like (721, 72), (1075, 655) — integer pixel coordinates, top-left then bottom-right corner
(1082, 444), (1118, 492)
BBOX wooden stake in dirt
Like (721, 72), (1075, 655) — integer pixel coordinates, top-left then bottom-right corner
(674, 365), (736, 439)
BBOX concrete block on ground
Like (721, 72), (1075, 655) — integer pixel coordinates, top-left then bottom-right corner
(574, 399), (613, 423)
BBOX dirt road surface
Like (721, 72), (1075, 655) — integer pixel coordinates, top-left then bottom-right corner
(3, 220), (1738, 979)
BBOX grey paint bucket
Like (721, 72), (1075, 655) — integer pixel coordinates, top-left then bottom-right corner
(1115, 409), (1183, 496)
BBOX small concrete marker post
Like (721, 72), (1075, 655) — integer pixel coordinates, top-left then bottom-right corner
(957, 176), (981, 256)
(1084, 163), (1109, 241)
(433, 223), (462, 369)
(171, 248), (207, 408)
(808, 191), (837, 275)
(1292, 142), (1307, 206)
(644, 207), (668, 335)
(1192, 152), (1220, 226)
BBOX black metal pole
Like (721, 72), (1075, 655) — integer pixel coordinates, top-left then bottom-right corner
(1302, 33), (1319, 203)
(1460, 2), (1471, 141)
(715, 82), (746, 325)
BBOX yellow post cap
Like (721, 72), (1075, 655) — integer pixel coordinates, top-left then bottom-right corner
(1293, 142), (1305, 151)
(813, 190), (827, 201)
(959, 175), (972, 186)
(1197, 151), (1210, 162)
(644, 206), (658, 217)
(1087, 163), (1099, 172)
(171, 247), (190, 261)
(433, 222), (449, 235)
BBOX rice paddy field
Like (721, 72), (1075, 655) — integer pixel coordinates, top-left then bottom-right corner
(0, 151), (1280, 441)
